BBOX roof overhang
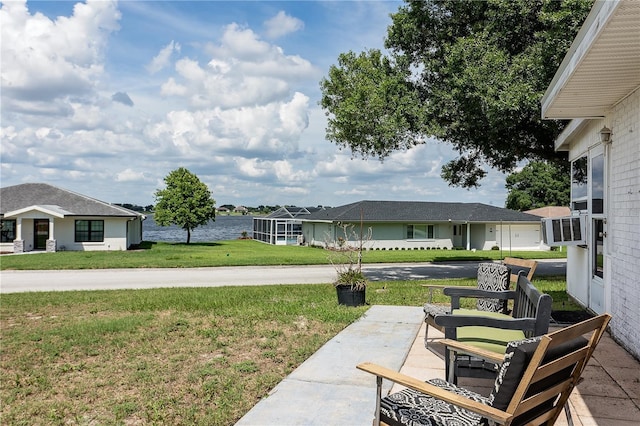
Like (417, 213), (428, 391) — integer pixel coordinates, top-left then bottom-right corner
(3, 205), (72, 219)
(541, 0), (640, 120)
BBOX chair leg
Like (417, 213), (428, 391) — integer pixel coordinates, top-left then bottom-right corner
(424, 322), (430, 349)
(374, 375), (382, 426)
(564, 402), (574, 426)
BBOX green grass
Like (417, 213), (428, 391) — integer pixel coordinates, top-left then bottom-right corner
(0, 239), (566, 270)
(0, 277), (579, 425)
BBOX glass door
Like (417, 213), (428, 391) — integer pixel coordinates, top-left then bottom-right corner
(34, 219), (49, 250)
(589, 147), (605, 313)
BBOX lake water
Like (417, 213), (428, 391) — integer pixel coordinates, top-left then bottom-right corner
(143, 214), (254, 242)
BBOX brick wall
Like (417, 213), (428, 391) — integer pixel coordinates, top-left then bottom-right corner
(609, 88), (640, 360)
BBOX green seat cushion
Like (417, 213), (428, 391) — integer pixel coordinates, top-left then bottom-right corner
(452, 309), (526, 354)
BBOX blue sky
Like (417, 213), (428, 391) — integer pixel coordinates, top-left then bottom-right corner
(1, 0), (511, 208)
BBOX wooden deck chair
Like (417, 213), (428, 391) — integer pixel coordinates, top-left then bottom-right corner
(358, 313), (611, 426)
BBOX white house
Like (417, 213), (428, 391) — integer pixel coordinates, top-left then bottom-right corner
(301, 200), (544, 251)
(1, 183), (145, 252)
(541, 0), (640, 359)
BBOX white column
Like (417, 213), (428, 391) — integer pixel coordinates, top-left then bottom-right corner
(16, 217), (22, 239)
(466, 222), (471, 250)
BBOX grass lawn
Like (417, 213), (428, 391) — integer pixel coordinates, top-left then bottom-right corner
(0, 277), (576, 425)
(0, 239), (566, 270)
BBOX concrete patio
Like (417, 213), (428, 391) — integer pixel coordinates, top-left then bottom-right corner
(237, 305), (640, 425)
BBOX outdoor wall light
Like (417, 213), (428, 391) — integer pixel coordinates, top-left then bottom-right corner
(599, 126), (612, 144)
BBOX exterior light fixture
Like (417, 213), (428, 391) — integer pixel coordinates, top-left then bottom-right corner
(600, 126), (612, 144)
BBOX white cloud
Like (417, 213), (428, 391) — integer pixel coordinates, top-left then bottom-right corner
(0, 0), (120, 112)
(161, 23), (318, 109)
(116, 168), (147, 182)
(147, 40), (181, 74)
(147, 92), (310, 160)
(264, 11), (304, 39)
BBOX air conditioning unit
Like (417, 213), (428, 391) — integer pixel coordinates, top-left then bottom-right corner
(541, 215), (587, 246)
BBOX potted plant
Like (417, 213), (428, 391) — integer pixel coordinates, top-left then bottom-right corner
(327, 220), (372, 306)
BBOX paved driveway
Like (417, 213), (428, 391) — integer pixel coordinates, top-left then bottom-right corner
(0, 260), (565, 293)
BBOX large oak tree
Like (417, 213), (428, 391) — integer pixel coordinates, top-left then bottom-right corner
(320, 0), (593, 189)
(505, 161), (570, 211)
(154, 167), (216, 244)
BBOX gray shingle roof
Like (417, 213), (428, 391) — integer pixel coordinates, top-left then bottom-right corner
(0, 183), (142, 217)
(303, 200), (540, 223)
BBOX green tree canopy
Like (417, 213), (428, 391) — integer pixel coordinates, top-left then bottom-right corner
(505, 161), (569, 211)
(154, 168), (216, 244)
(320, 0), (593, 188)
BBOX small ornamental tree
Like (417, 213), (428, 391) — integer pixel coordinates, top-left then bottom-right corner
(154, 167), (216, 244)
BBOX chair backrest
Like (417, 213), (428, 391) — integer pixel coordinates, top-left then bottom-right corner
(476, 263), (510, 312)
(503, 257), (537, 286)
(489, 314), (611, 426)
(512, 272), (552, 336)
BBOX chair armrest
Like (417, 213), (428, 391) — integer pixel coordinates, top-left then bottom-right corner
(421, 284), (451, 303)
(356, 362), (511, 424)
(443, 288), (515, 310)
(440, 339), (505, 363)
(434, 314), (537, 331)
(443, 288), (515, 299)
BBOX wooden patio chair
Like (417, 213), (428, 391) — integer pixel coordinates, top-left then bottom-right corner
(431, 272), (552, 383)
(357, 313), (611, 426)
(423, 262), (511, 337)
(503, 257), (538, 287)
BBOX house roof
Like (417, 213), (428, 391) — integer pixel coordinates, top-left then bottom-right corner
(302, 200), (541, 223)
(541, 0), (640, 120)
(0, 183), (143, 218)
(525, 206), (571, 218)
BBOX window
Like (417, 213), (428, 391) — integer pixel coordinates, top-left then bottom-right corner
(591, 153), (604, 214)
(407, 224), (434, 239)
(571, 155), (588, 211)
(75, 220), (104, 242)
(1, 219), (16, 243)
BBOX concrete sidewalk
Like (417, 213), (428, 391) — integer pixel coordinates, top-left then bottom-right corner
(237, 306), (640, 425)
(236, 306), (424, 426)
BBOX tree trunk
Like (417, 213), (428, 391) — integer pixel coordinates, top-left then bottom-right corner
(186, 228), (191, 244)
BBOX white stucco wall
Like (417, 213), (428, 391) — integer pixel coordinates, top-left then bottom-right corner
(302, 221), (542, 251)
(5, 216), (137, 252)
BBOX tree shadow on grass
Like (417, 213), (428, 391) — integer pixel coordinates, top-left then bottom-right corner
(169, 242), (224, 247)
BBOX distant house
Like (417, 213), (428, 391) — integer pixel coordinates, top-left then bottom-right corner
(217, 207), (230, 215)
(253, 206), (325, 245)
(301, 200), (544, 251)
(0, 183), (145, 253)
(234, 206), (248, 215)
(541, 0), (640, 359)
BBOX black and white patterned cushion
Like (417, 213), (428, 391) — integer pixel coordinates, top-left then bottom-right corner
(488, 336), (542, 410)
(476, 263), (510, 312)
(380, 378), (491, 426)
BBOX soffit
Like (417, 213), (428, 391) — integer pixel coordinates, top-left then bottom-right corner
(542, 0), (640, 119)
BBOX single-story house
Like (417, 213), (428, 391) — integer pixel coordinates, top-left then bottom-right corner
(301, 200), (544, 251)
(541, 0), (640, 358)
(0, 183), (145, 253)
(253, 206), (325, 245)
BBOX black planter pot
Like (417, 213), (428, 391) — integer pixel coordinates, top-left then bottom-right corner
(336, 285), (366, 306)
